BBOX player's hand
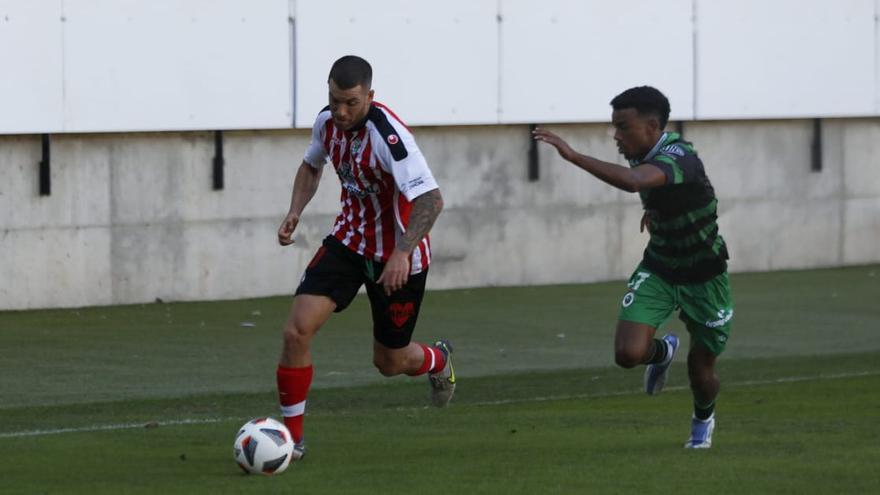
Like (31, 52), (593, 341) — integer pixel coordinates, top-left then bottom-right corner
(376, 249), (410, 296)
(640, 211), (652, 233)
(532, 128), (577, 162)
(277, 212), (300, 246)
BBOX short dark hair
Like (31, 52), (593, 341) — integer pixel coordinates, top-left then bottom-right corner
(328, 55), (372, 90)
(610, 86), (670, 130)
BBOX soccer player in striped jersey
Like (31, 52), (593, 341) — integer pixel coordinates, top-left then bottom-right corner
(275, 56), (455, 460)
(533, 86), (733, 449)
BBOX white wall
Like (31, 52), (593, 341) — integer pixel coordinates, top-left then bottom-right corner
(695, 0), (877, 119)
(0, 0), (291, 134)
(2, 118), (879, 310)
(293, 0), (880, 125)
(293, 0), (499, 127)
(498, 0), (695, 123)
(2, 0), (879, 134)
(0, 0), (64, 133)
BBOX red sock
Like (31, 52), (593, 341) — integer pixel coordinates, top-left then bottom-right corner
(409, 343), (447, 376)
(276, 365), (313, 443)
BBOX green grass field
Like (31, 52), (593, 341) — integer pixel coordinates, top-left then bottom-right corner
(1, 265), (879, 494)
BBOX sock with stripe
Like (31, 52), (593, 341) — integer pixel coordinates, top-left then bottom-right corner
(694, 400), (716, 421)
(645, 338), (669, 365)
(407, 343), (446, 376)
(276, 364), (313, 443)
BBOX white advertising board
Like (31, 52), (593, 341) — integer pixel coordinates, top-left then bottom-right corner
(293, 0), (499, 127)
(696, 0), (877, 119)
(499, 0), (695, 124)
(0, 1), (64, 134)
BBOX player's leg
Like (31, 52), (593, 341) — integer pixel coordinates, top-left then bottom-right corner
(616, 266), (679, 394)
(277, 294), (335, 453)
(614, 320), (657, 368)
(277, 237), (363, 456)
(682, 330), (719, 449)
(678, 272), (733, 448)
(366, 268), (455, 407)
(279, 294), (335, 368)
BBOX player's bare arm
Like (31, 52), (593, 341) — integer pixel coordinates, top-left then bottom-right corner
(377, 188), (444, 295)
(532, 128), (666, 193)
(278, 160), (323, 246)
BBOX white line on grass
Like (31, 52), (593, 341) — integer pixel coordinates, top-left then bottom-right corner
(0, 417), (239, 439)
(1, 370), (877, 439)
(469, 370), (880, 407)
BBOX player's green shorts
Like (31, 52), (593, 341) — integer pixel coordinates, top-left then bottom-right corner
(618, 263), (733, 356)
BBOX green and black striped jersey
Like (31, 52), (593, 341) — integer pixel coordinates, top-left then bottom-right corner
(630, 132), (728, 284)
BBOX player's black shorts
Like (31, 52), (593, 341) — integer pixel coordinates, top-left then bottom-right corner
(295, 235), (428, 349)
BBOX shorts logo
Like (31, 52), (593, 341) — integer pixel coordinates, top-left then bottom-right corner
(622, 292), (635, 308)
(705, 309), (734, 328)
(387, 134), (399, 145)
(627, 271), (651, 291)
(389, 302), (415, 328)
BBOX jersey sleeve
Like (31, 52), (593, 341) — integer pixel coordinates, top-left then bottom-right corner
(644, 144), (703, 185)
(372, 111), (439, 201)
(303, 110), (331, 169)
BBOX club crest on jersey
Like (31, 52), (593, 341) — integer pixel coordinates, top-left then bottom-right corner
(386, 134), (399, 145)
(338, 161), (381, 199)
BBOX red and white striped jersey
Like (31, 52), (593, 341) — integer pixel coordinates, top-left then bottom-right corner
(303, 102), (439, 274)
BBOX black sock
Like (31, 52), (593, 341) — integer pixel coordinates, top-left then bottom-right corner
(694, 401), (715, 420)
(645, 338), (668, 364)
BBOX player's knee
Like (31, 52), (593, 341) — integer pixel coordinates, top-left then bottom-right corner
(689, 368), (716, 387)
(614, 348), (643, 369)
(281, 322), (314, 353)
(372, 356), (400, 377)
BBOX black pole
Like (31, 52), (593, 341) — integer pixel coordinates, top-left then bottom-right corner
(528, 124), (539, 182)
(810, 118), (822, 173)
(39, 134), (51, 196)
(213, 130), (224, 190)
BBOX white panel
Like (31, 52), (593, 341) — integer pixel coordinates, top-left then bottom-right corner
(697, 0), (876, 119)
(0, 1), (64, 134)
(63, 0), (291, 132)
(500, 0), (694, 124)
(294, 0), (498, 128)
(876, 0), (880, 114)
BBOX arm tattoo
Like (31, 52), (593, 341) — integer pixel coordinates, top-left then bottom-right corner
(396, 189), (444, 253)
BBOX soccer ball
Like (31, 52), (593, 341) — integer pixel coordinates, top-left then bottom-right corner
(233, 417), (295, 475)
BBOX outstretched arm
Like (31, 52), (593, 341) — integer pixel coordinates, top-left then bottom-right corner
(377, 188), (444, 295)
(277, 161), (324, 246)
(532, 128), (666, 193)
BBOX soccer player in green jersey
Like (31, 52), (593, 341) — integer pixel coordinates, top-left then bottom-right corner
(533, 86), (733, 448)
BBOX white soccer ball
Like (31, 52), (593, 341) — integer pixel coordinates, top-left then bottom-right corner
(233, 417), (295, 475)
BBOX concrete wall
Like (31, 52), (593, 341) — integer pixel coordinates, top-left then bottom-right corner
(2, 119), (879, 309)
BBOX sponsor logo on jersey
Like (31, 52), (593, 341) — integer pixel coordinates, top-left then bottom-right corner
(661, 144), (685, 157)
(400, 177), (426, 194)
(350, 138), (362, 155)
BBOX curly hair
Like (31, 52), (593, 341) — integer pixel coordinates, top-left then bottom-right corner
(610, 86), (671, 130)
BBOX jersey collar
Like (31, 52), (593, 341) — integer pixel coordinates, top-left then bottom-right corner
(630, 132), (680, 166)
